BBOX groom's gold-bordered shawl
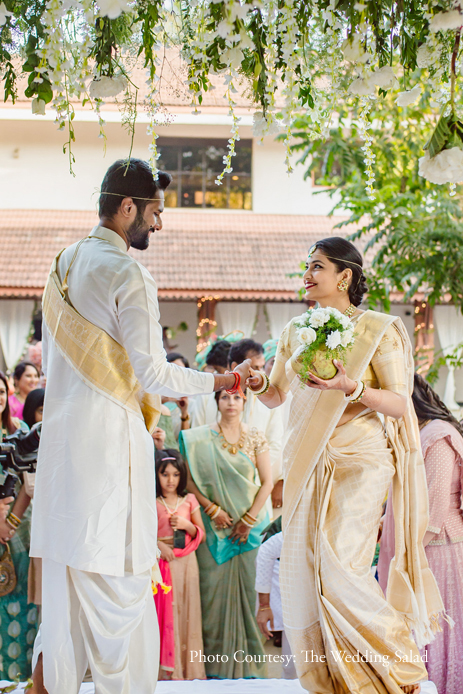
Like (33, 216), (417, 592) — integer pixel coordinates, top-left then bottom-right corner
(42, 247), (161, 434)
(272, 310), (447, 647)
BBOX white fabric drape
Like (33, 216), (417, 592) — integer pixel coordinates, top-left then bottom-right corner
(0, 299), (35, 372)
(217, 302), (258, 338)
(266, 303), (305, 340)
(434, 305), (463, 411)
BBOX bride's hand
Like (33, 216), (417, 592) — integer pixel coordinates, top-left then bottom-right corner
(304, 360), (356, 395)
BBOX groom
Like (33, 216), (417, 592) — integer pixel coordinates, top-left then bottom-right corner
(29, 159), (251, 694)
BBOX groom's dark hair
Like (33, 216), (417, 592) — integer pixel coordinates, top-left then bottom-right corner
(98, 159), (172, 218)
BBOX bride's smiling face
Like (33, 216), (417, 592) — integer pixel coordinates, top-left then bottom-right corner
(303, 250), (351, 302)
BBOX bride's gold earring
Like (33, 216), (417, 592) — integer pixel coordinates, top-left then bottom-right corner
(337, 278), (349, 292)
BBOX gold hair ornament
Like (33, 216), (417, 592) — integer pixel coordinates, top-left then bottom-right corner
(99, 191), (165, 202)
(307, 244), (363, 271)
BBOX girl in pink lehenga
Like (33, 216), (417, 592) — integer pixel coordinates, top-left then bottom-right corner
(378, 374), (463, 694)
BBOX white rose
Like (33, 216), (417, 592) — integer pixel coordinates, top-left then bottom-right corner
(418, 147), (463, 185)
(429, 10), (463, 33)
(326, 330), (342, 350)
(339, 314), (352, 329)
(0, 2), (12, 25)
(31, 98), (46, 116)
(98, 0), (130, 19)
(341, 329), (355, 347)
(309, 309), (330, 328)
(416, 43), (440, 68)
(341, 35), (370, 63)
(297, 327), (317, 345)
(348, 76), (376, 97)
(89, 75), (127, 99)
(396, 84), (421, 107)
(369, 65), (397, 90)
(328, 307), (344, 321)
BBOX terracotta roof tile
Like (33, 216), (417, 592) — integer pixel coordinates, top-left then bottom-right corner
(0, 209), (358, 300)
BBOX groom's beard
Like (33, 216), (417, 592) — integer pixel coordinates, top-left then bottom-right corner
(127, 210), (153, 250)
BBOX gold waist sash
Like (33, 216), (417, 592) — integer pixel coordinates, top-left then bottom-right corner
(42, 252), (161, 434)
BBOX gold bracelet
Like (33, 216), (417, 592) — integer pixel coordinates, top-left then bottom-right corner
(351, 381), (366, 403)
(210, 505), (222, 520)
(258, 605), (271, 612)
(8, 513), (21, 526)
(243, 511), (257, 525)
(252, 372), (270, 396)
(6, 518), (18, 531)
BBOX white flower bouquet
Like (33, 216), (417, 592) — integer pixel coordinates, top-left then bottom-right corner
(292, 307), (356, 381)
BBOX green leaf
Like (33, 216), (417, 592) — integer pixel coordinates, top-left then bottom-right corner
(423, 109), (452, 158)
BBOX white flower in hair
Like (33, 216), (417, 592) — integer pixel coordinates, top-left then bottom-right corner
(297, 327), (317, 345)
(326, 330), (342, 350)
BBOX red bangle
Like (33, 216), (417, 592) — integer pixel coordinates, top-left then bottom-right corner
(225, 371), (240, 394)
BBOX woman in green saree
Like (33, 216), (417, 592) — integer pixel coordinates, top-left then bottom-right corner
(179, 389), (273, 679)
(247, 238), (446, 694)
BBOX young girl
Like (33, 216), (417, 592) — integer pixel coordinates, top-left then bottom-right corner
(155, 449), (206, 681)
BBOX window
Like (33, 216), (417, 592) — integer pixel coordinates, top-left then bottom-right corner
(156, 138), (252, 209)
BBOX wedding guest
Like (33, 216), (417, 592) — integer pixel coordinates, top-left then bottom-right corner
(179, 390), (273, 679)
(255, 530), (297, 679)
(378, 374), (463, 694)
(191, 340), (285, 508)
(0, 371), (37, 680)
(9, 362), (40, 420)
(166, 352), (190, 369)
(155, 449), (206, 681)
(22, 389), (44, 429)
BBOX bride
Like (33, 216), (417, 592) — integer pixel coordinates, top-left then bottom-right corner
(248, 237), (445, 694)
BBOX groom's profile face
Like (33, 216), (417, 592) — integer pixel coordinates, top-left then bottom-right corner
(128, 192), (165, 251)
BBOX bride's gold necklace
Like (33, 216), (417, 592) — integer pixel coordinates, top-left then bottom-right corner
(218, 424), (246, 455)
(344, 303), (356, 317)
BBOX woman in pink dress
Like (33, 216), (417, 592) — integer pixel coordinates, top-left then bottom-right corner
(8, 361), (40, 419)
(155, 449), (206, 681)
(378, 374), (463, 694)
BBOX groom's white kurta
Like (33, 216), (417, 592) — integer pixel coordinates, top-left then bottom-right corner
(30, 225), (214, 693)
(31, 225), (214, 576)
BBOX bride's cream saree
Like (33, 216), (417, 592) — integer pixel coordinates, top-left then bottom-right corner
(270, 310), (445, 694)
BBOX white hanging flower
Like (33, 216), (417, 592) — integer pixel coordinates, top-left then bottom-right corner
(326, 330), (342, 350)
(369, 65), (397, 90)
(348, 76), (376, 97)
(31, 98), (46, 116)
(418, 148), (463, 185)
(416, 43), (440, 68)
(396, 84), (421, 107)
(252, 111), (280, 138)
(89, 75), (127, 99)
(341, 329), (355, 347)
(0, 2), (12, 25)
(341, 35), (370, 63)
(98, 0), (130, 19)
(429, 10), (463, 33)
(222, 47), (244, 70)
(297, 326), (317, 345)
(309, 309), (331, 328)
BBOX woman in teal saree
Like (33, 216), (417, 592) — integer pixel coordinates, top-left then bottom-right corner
(179, 390), (273, 679)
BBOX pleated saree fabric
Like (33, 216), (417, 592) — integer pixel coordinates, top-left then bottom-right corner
(270, 310), (445, 694)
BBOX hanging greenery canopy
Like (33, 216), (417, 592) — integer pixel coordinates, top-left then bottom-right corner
(1, 0), (463, 189)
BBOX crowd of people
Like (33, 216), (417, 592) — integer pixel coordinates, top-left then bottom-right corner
(0, 326), (461, 692)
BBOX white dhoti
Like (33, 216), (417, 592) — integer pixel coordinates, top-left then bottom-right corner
(33, 559), (159, 694)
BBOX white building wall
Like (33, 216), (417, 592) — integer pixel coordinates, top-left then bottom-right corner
(0, 112), (334, 215)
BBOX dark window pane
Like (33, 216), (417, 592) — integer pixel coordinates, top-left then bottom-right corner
(156, 137), (252, 209)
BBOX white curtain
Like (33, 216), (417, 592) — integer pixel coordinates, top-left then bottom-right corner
(217, 302), (258, 338)
(434, 305), (463, 411)
(266, 303), (305, 339)
(0, 300), (35, 372)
